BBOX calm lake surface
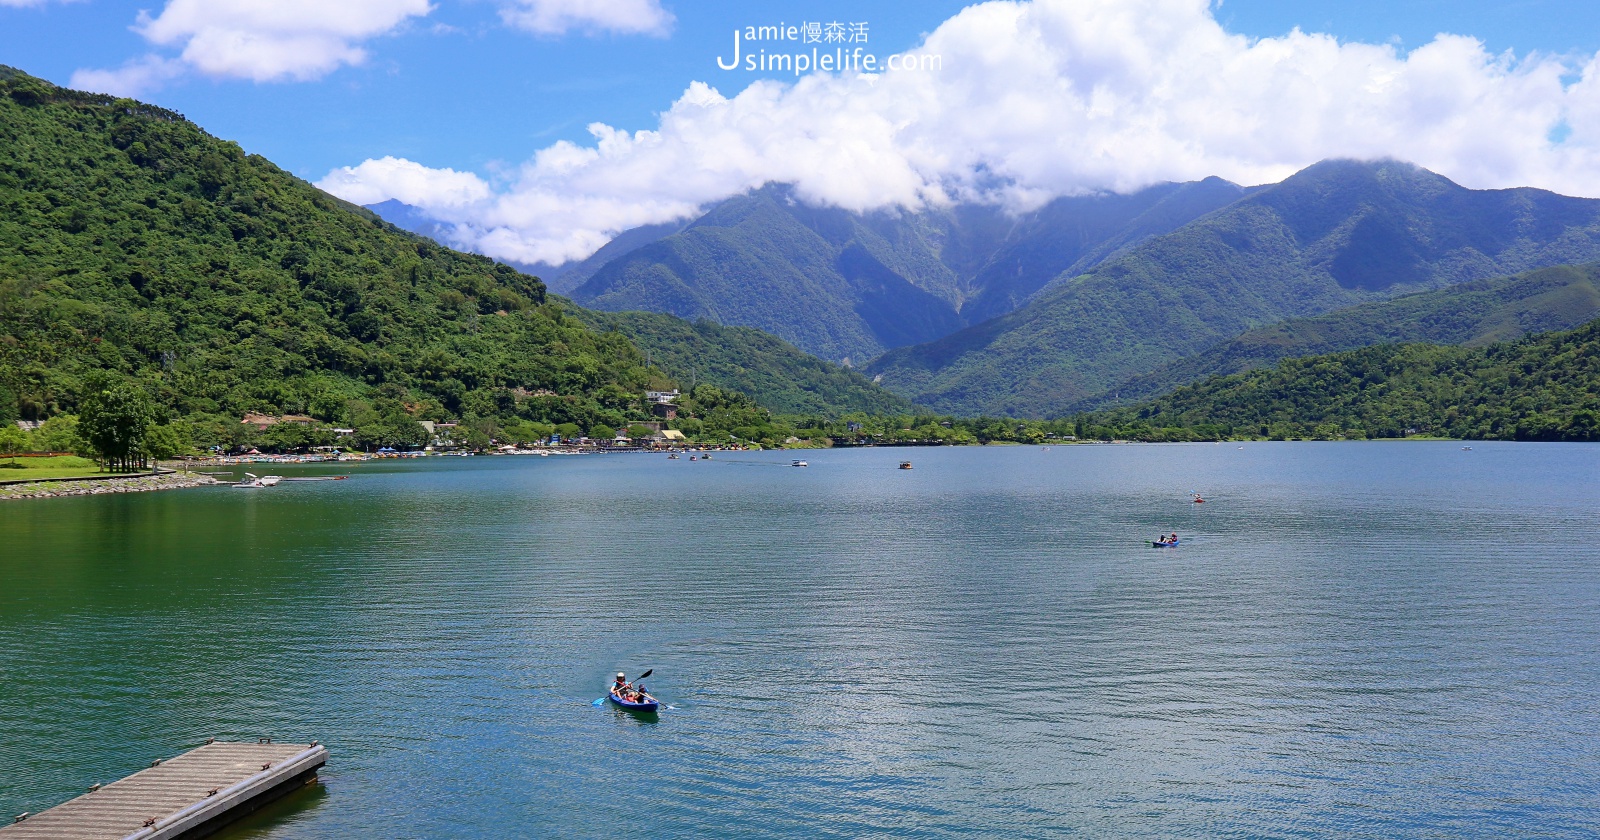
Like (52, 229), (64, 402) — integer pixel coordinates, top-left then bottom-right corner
(3, 442), (1598, 838)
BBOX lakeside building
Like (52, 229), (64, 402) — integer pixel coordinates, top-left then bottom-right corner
(646, 390), (680, 420)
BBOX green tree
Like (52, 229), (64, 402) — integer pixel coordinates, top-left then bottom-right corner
(459, 425), (492, 451)
(142, 423), (189, 460)
(0, 425), (28, 461)
(0, 384), (18, 426)
(78, 378), (155, 471)
(262, 422), (315, 453)
(32, 414), (86, 455)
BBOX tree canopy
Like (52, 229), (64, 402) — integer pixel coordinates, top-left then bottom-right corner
(77, 376), (154, 470)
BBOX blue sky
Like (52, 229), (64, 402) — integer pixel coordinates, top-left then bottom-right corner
(3, 1), (1599, 264)
(0, 1), (1593, 180)
(0, 0), (968, 178)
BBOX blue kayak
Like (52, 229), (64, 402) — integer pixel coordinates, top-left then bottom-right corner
(608, 689), (660, 711)
(1151, 539), (1181, 548)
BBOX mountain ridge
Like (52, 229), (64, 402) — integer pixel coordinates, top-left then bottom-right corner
(1078, 262), (1600, 410)
(0, 66), (907, 440)
(1086, 315), (1600, 442)
(566, 179), (1247, 362)
(867, 159), (1600, 416)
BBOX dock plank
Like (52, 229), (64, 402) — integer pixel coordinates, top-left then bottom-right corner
(3, 741), (326, 840)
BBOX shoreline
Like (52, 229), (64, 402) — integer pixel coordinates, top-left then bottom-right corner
(0, 470), (224, 501)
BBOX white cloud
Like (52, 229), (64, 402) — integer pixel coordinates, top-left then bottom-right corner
(320, 0), (1600, 265)
(69, 55), (186, 98)
(318, 156), (492, 208)
(499, 0), (673, 37)
(136, 0), (434, 81)
(69, 0), (433, 94)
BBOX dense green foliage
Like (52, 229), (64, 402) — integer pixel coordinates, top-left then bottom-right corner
(574, 185), (963, 363)
(0, 423), (26, 455)
(1084, 262), (1600, 410)
(0, 67), (679, 440)
(570, 181), (1240, 362)
(869, 160), (1600, 417)
(77, 375), (155, 470)
(574, 309), (914, 415)
(1080, 317), (1600, 442)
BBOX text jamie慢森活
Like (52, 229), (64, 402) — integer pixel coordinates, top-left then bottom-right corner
(716, 21), (941, 76)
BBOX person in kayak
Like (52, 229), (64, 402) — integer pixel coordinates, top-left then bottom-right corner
(612, 673), (629, 695)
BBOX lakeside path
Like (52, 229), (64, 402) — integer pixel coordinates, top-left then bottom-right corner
(0, 471), (223, 501)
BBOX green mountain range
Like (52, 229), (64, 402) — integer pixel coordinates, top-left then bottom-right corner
(573, 310), (915, 416)
(1088, 316), (1600, 442)
(867, 160), (1600, 416)
(1083, 262), (1600, 410)
(566, 180), (1245, 363)
(0, 67), (902, 440)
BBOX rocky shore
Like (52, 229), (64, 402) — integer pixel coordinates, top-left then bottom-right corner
(0, 471), (224, 500)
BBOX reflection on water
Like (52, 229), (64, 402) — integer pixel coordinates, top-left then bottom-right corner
(2, 442), (1599, 837)
(221, 780), (328, 839)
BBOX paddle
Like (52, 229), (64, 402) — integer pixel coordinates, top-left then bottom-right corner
(592, 669), (653, 706)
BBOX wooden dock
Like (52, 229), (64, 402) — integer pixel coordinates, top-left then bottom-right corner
(3, 740), (326, 840)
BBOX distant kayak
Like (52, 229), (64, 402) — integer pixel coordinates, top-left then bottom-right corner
(608, 689), (659, 711)
(1151, 539), (1180, 548)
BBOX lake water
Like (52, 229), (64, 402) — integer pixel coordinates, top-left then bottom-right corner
(2, 442), (1598, 838)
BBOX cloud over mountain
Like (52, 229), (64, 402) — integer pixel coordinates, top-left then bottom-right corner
(319, 0), (1600, 266)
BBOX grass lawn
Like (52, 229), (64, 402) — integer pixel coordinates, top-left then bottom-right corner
(0, 455), (135, 481)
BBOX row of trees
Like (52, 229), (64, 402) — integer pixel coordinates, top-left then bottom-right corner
(0, 375), (187, 470)
(1080, 322), (1600, 443)
(11, 315), (1598, 461)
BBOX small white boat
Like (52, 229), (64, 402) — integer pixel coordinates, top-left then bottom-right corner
(790, 460), (808, 467)
(232, 473), (282, 488)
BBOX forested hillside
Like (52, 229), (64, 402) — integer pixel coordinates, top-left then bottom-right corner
(868, 160), (1600, 417)
(574, 310), (914, 416)
(569, 179), (1244, 362)
(0, 68), (661, 442)
(1084, 317), (1600, 441)
(1081, 262), (1600, 410)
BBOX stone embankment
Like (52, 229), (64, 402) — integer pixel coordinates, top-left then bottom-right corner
(0, 471), (223, 500)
